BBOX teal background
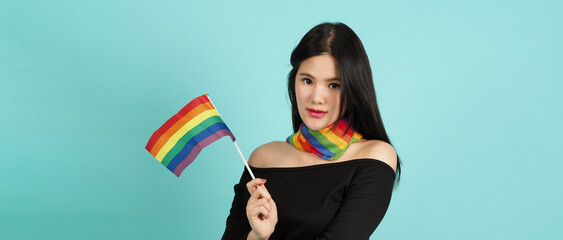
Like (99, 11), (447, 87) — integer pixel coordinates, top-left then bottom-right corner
(1, 0), (562, 239)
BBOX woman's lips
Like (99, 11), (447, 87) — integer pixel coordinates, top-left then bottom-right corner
(307, 108), (327, 118)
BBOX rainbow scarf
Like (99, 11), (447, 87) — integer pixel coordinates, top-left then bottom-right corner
(286, 119), (362, 160)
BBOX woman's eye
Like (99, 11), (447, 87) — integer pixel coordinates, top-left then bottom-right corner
(329, 83), (340, 89)
(303, 78), (313, 84)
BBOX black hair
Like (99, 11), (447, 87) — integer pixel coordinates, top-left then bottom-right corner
(288, 22), (401, 182)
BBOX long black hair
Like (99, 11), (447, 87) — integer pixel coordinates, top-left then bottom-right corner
(288, 22), (401, 182)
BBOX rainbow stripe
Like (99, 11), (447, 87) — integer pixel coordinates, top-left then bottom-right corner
(146, 94), (235, 177)
(287, 119), (362, 160)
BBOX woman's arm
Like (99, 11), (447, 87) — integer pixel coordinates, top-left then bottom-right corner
(319, 160), (396, 240)
(222, 168), (253, 240)
(318, 141), (397, 239)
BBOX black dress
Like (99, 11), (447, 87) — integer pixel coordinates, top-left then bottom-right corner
(222, 159), (395, 240)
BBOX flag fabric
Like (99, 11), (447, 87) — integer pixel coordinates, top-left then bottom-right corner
(146, 94), (235, 177)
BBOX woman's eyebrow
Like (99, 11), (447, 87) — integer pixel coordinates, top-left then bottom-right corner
(299, 72), (315, 78)
(299, 72), (340, 81)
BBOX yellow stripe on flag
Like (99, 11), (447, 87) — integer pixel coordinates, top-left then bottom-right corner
(155, 109), (219, 161)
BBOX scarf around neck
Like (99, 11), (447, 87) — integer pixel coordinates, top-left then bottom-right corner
(286, 119), (363, 160)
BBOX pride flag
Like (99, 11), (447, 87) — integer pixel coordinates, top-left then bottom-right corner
(146, 94), (235, 177)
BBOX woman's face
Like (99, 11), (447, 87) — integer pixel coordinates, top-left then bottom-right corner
(295, 54), (342, 131)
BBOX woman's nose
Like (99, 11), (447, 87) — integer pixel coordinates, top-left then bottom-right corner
(311, 85), (325, 104)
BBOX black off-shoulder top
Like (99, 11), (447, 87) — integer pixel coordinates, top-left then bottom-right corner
(222, 159), (395, 240)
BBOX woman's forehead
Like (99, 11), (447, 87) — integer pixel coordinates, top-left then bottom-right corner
(297, 55), (341, 80)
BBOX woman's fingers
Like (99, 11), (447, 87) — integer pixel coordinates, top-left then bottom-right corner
(247, 204), (271, 220)
(247, 196), (272, 220)
(247, 197), (271, 212)
(246, 179), (275, 222)
(248, 185), (265, 203)
(256, 185), (272, 201)
(270, 198), (277, 217)
(245, 181), (278, 240)
(246, 178), (267, 195)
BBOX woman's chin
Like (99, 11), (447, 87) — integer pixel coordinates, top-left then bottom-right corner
(302, 119), (331, 131)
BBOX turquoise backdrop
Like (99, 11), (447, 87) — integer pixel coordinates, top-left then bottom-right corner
(1, 0), (562, 239)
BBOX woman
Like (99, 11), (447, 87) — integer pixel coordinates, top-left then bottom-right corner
(222, 22), (401, 240)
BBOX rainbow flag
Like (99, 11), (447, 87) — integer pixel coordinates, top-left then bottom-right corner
(146, 94), (235, 177)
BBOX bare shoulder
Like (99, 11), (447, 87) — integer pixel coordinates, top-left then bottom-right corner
(350, 140), (397, 172)
(248, 141), (290, 167)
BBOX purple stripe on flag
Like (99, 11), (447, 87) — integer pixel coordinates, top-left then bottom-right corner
(172, 129), (232, 177)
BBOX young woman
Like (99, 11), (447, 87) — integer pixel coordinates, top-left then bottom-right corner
(222, 22), (401, 240)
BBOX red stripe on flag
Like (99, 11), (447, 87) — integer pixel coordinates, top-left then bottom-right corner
(145, 95), (211, 153)
(148, 102), (215, 156)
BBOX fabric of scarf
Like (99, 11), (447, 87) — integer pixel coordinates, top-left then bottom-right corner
(286, 119), (363, 160)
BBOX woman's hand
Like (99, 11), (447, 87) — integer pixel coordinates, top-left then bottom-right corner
(245, 178), (277, 240)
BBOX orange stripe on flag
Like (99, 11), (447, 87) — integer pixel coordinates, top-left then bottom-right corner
(149, 102), (214, 156)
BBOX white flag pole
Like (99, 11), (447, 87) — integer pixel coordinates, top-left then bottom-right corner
(205, 94), (256, 180)
(232, 140), (256, 180)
